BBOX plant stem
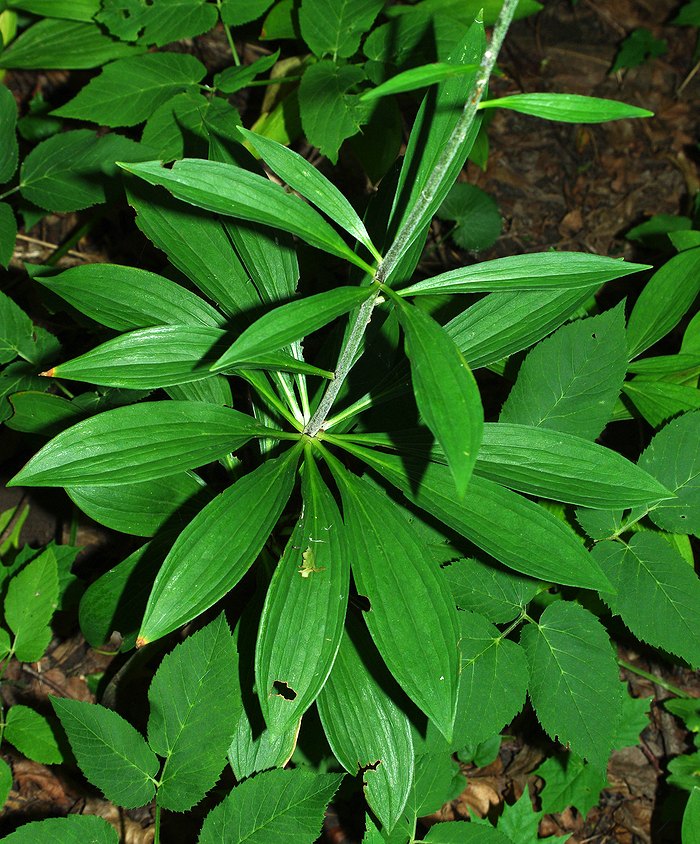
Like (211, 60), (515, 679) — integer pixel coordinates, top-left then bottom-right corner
(618, 658), (691, 698)
(0, 185), (19, 202)
(304, 0), (520, 437)
(216, 0), (240, 66)
(154, 804), (161, 844)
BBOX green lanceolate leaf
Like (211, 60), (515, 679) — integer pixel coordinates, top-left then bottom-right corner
(0, 84), (19, 184)
(148, 615), (238, 811)
(96, 0), (218, 46)
(215, 50), (279, 93)
(37, 264), (225, 330)
(397, 300), (483, 498)
(256, 455), (349, 734)
(238, 128), (379, 260)
(9, 401), (268, 487)
(4, 705), (62, 764)
(520, 601), (623, 768)
(639, 411), (700, 534)
(622, 380), (700, 428)
(214, 286), (374, 369)
(50, 698), (158, 808)
(317, 620), (414, 831)
(402, 252), (650, 297)
(1, 815), (118, 844)
(627, 248), (700, 358)
(5, 548), (59, 661)
(329, 462), (459, 740)
(7, 0), (101, 22)
(479, 93), (653, 122)
(473, 423), (672, 508)
(361, 61), (481, 102)
(338, 444), (611, 592)
(138, 446), (301, 645)
(120, 159), (374, 272)
(198, 767), (343, 844)
(499, 304), (628, 440)
(592, 533), (700, 668)
(53, 53), (207, 127)
(299, 0), (383, 59)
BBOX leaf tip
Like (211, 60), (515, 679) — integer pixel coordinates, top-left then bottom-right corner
(135, 635), (149, 649)
(39, 367), (55, 377)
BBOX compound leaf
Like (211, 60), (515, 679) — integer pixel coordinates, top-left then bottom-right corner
(4, 704), (63, 764)
(299, 0), (383, 58)
(96, 0), (218, 46)
(0, 815), (118, 844)
(5, 548), (59, 661)
(442, 557), (539, 624)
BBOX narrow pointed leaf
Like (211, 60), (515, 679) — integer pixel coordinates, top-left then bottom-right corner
(256, 456), (349, 734)
(317, 622), (414, 831)
(397, 301), (483, 497)
(138, 446), (301, 644)
(402, 252), (650, 296)
(361, 62), (480, 101)
(50, 698), (158, 808)
(519, 602), (623, 768)
(5, 549), (58, 661)
(119, 159), (374, 272)
(148, 615), (238, 811)
(331, 464), (459, 739)
(683, 788), (700, 844)
(9, 402), (267, 487)
(238, 128), (380, 260)
(0, 85), (19, 184)
(479, 93), (653, 122)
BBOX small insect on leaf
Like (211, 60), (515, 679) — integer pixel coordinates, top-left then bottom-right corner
(298, 547), (326, 578)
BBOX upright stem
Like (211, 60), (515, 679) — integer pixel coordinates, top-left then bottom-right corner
(216, 0), (240, 65)
(304, 0), (520, 437)
(153, 803), (162, 844)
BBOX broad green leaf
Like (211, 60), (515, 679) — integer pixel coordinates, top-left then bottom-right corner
(398, 301), (483, 497)
(436, 182), (502, 253)
(214, 51), (279, 94)
(0, 289), (34, 364)
(627, 353), (700, 377)
(338, 444), (611, 591)
(148, 615), (238, 811)
(9, 401), (267, 487)
(361, 61), (481, 101)
(127, 186), (262, 320)
(138, 446), (301, 644)
(50, 698), (158, 808)
(452, 611), (529, 750)
(198, 768), (343, 843)
(0, 20), (143, 69)
(318, 621), (414, 831)
(494, 790), (544, 844)
(669, 751), (700, 793)
(423, 821), (512, 843)
(479, 93), (653, 122)
(473, 423), (672, 508)
(215, 286), (373, 369)
(298, 61), (369, 164)
(519, 601), (623, 768)
(5, 548), (59, 661)
(499, 304), (628, 440)
(0, 202), (16, 269)
(68, 472), (212, 537)
(121, 158), (373, 272)
(575, 507), (625, 541)
(53, 53), (206, 127)
(611, 27), (667, 72)
(299, 0), (383, 58)
(256, 456), (349, 733)
(536, 752), (607, 819)
(405, 750), (464, 823)
(1, 815), (118, 844)
(399, 0), (542, 27)
(238, 128), (380, 259)
(0, 84), (18, 183)
(220, 0), (273, 24)
(331, 465), (459, 740)
(96, 0), (217, 46)
(6, 391), (83, 437)
(639, 411), (700, 534)
(37, 264), (225, 330)
(4, 704), (63, 763)
(592, 533), (700, 667)
(684, 788), (700, 844)
(7, 0), (100, 20)
(402, 252), (649, 297)
(622, 379), (700, 428)
(627, 248), (700, 358)
(166, 373), (236, 404)
(446, 287), (597, 370)
(442, 557), (539, 624)
(0, 757), (11, 808)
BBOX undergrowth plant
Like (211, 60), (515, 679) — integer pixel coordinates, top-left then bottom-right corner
(1, 0), (699, 842)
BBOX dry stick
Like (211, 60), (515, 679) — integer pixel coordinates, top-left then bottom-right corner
(304, 0), (521, 437)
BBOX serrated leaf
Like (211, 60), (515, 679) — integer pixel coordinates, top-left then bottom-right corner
(500, 304), (628, 440)
(256, 456), (349, 733)
(402, 252), (649, 296)
(9, 401), (267, 487)
(318, 620), (414, 831)
(592, 532), (700, 667)
(0, 290), (35, 364)
(121, 158), (372, 272)
(148, 615), (238, 811)
(1, 814), (119, 844)
(0, 202), (16, 269)
(0, 757), (11, 807)
(683, 787), (700, 844)
(198, 768), (343, 843)
(4, 704), (63, 763)
(423, 821), (513, 843)
(51, 697), (158, 808)
(575, 507), (625, 540)
(639, 412), (700, 534)
(442, 557), (539, 624)
(397, 301), (483, 497)
(0, 84), (19, 184)
(299, 0), (383, 58)
(611, 27), (667, 72)
(536, 752), (607, 818)
(53, 53), (206, 127)
(452, 611), (529, 750)
(480, 93), (652, 122)
(299, 61), (369, 164)
(331, 464), (459, 740)
(622, 379), (700, 428)
(96, 0), (218, 46)
(138, 446), (301, 644)
(435, 182), (502, 253)
(613, 691), (652, 750)
(519, 601), (623, 768)
(5, 548), (59, 661)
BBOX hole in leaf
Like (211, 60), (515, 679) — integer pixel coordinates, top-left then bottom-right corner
(272, 680), (297, 701)
(355, 594), (372, 612)
(591, 332), (598, 339)
(359, 759), (381, 774)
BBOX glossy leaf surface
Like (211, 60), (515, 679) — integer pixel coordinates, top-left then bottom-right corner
(480, 93), (652, 122)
